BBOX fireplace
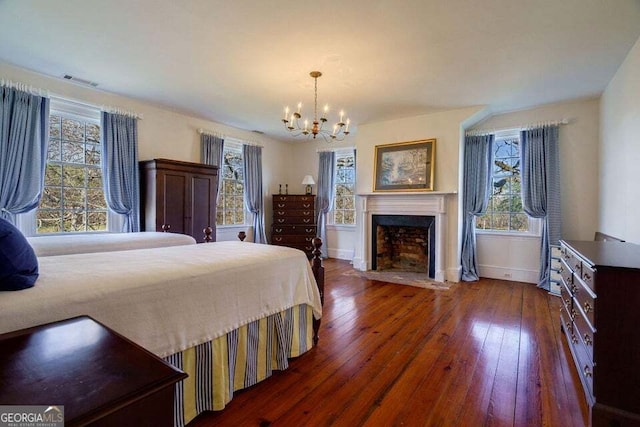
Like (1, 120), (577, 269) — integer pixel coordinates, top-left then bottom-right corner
(354, 192), (451, 282)
(372, 215), (436, 278)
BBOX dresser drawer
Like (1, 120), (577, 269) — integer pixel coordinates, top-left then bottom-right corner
(273, 216), (315, 225)
(573, 306), (595, 361)
(272, 241), (314, 253)
(273, 200), (315, 210)
(272, 225), (317, 235)
(574, 276), (596, 329)
(560, 279), (573, 313)
(273, 195), (315, 203)
(561, 245), (582, 276)
(574, 334), (595, 400)
(272, 235), (315, 244)
(273, 209), (315, 218)
(559, 259), (573, 290)
(580, 264), (595, 292)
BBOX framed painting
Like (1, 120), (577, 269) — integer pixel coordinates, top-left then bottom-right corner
(373, 139), (435, 192)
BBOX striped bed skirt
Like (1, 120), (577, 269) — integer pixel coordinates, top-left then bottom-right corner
(164, 304), (314, 427)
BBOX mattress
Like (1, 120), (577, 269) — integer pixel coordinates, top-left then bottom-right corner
(27, 231), (196, 256)
(0, 241), (322, 357)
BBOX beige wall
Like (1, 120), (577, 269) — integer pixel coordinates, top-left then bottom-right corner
(355, 106), (485, 280)
(0, 61), (292, 241)
(470, 98), (601, 283)
(600, 35), (640, 244)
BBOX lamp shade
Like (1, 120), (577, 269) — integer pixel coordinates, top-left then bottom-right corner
(301, 175), (316, 185)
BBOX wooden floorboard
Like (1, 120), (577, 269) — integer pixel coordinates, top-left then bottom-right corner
(190, 259), (588, 427)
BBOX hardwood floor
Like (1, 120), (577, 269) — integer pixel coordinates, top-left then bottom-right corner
(190, 259), (588, 426)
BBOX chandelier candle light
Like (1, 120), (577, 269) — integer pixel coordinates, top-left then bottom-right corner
(282, 71), (350, 142)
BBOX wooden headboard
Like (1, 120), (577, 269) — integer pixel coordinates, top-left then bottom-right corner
(594, 231), (625, 242)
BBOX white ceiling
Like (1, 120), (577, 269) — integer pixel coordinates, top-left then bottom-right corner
(1, 0), (639, 142)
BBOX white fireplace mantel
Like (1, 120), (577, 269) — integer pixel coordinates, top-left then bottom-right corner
(353, 192), (455, 282)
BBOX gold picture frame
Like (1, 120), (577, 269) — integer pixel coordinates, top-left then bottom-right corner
(373, 139), (436, 192)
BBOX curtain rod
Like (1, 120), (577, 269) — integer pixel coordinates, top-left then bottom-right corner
(198, 129), (264, 147)
(466, 118), (569, 136)
(1, 79), (49, 97)
(101, 105), (143, 120)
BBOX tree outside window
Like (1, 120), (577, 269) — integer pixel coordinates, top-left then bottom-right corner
(216, 145), (245, 226)
(37, 113), (107, 233)
(476, 136), (529, 232)
(334, 150), (356, 225)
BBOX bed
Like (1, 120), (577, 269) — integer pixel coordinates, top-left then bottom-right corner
(0, 238), (324, 427)
(27, 231), (197, 256)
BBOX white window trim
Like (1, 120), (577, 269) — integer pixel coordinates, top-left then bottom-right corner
(216, 137), (249, 227)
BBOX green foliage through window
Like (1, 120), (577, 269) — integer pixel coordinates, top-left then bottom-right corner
(38, 114), (107, 233)
(334, 151), (356, 225)
(476, 136), (529, 232)
(216, 146), (245, 225)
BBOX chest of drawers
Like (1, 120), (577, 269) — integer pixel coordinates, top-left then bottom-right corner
(559, 240), (640, 426)
(271, 194), (316, 257)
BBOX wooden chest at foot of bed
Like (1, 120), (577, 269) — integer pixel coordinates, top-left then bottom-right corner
(0, 316), (186, 427)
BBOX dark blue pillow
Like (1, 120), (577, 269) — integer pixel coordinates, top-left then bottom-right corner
(0, 217), (38, 291)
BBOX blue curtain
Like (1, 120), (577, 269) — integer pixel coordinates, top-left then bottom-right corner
(0, 86), (50, 224)
(521, 125), (561, 290)
(242, 145), (267, 243)
(201, 133), (224, 203)
(101, 112), (140, 232)
(460, 134), (493, 281)
(316, 151), (335, 258)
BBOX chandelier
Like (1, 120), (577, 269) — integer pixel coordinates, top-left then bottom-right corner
(282, 71), (350, 142)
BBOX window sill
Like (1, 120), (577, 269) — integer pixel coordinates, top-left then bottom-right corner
(476, 230), (541, 239)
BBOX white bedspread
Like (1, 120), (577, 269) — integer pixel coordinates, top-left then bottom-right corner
(27, 232), (197, 256)
(0, 242), (322, 357)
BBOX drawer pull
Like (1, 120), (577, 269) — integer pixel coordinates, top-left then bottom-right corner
(275, 228), (283, 233)
(277, 203), (285, 208)
(563, 254), (570, 260)
(565, 321), (571, 329)
(570, 285), (578, 294)
(583, 272), (592, 281)
(303, 211), (311, 215)
(303, 219), (311, 223)
(277, 211), (285, 215)
(571, 334), (578, 344)
(570, 309), (577, 320)
(301, 197), (309, 201)
(305, 228), (314, 233)
(564, 298), (571, 307)
(558, 266), (564, 274)
(303, 203), (311, 208)
(275, 237), (282, 242)
(277, 219), (285, 223)
(574, 261), (580, 270)
(584, 366), (592, 378)
(583, 302), (592, 313)
(583, 333), (592, 346)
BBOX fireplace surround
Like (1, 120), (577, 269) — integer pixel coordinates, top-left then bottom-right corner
(354, 192), (451, 282)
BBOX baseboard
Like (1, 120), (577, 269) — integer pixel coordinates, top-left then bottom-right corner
(328, 248), (354, 261)
(479, 264), (538, 284)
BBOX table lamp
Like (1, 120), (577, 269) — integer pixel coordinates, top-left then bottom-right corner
(302, 175), (315, 195)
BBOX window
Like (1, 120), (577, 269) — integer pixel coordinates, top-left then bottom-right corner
(333, 149), (356, 225)
(216, 141), (245, 226)
(476, 133), (532, 233)
(37, 108), (107, 233)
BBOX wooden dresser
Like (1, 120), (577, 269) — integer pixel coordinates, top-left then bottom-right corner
(559, 240), (640, 426)
(0, 316), (186, 427)
(271, 194), (316, 257)
(140, 159), (218, 242)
